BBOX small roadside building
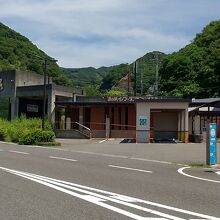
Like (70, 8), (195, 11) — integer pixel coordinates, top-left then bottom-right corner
(55, 96), (190, 143)
(189, 98), (220, 142)
(0, 70), (84, 121)
(0, 70), (191, 143)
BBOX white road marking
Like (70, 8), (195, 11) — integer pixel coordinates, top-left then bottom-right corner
(143, 219), (168, 220)
(177, 163), (188, 166)
(0, 149), (3, 151)
(0, 141), (17, 145)
(0, 141), (176, 166)
(69, 150), (129, 159)
(178, 167), (220, 184)
(0, 167), (219, 220)
(130, 157), (172, 165)
(99, 139), (107, 143)
(216, 171), (220, 176)
(109, 165), (152, 173)
(100, 153), (128, 158)
(9, 150), (29, 155)
(49, 156), (77, 162)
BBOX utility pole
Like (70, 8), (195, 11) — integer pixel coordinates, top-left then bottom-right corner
(155, 52), (159, 96)
(151, 52), (160, 96)
(127, 72), (130, 94)
(33, 55), (57, 130)
(42, 58), (47, 130)
(140, 70), (143, 95)
(133, 61), (138, 96)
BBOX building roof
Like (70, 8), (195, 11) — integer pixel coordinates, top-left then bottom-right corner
(189, 98), (220, 115)
(55, 96), (191, 105)
(190, 98), (220, 107)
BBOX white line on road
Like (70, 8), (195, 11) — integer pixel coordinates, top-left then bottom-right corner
(0, 149), (3, 151)
(0, 167), (219, 220)
(9, 150), (29, 155)
(70, 150), (129, 159)
(0, 141), (17, 145)
(109, 165), (153, 173)
(99, 139), (107, 143)
(130, 157), (172, 165)
(178, 167), (220, 184)
(0, 141), (176, 166)
(142, 219), (168, 220)
(49, 156), (77, 162)
(216, 171), (220, 176)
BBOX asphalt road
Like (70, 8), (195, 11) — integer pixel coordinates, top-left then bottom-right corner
(0, 139), (220, 220)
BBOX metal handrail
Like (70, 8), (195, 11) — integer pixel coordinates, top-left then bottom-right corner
(73, 122), (92, 139)
(73, 121), (91, 131)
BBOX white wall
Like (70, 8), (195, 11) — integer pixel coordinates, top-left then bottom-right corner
(136, 102), (189, 143)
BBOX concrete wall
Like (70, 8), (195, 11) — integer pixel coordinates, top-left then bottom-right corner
(136, 103), (150, 143)
(0, 70), (83, 121)
(136, 102), (189, 143)
(0, 70), (16, 119)
(0, 70), (16, 97)
(55, 129), (88, 139)
(110, 130), (136, 138)
(90, 130), (106, 138)
(15, 70), (47, 87)
(90, 130), (136, 139)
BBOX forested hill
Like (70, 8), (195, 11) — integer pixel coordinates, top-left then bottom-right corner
(61, 66), (117, 87)
(99, 51), (165, 94)
(0, 22), (73, 86)
(159, 20), (220, 98)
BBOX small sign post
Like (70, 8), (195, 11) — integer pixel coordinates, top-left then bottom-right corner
(206, 123), (217, 165)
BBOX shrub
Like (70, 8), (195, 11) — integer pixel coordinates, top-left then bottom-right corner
(18, 130), (36, 145)
(18, 129), (55, 145)
(0, 127), (7, 141)
(0, 116), (55, 145)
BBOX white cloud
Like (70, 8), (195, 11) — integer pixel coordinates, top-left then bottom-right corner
(0, 0), (219, 67)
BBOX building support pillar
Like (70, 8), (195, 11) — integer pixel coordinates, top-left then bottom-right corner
(79, 107), (83, 129)
(48, 89), (56, 124)
(184, 109), (189, 143)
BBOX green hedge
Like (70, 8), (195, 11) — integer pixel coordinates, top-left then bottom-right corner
(19, 129), (55, 145)
(0, 116), (55, 145)
(0, 127), (7, 141)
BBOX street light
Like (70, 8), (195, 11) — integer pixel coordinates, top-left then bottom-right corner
(33, 55), (57, 130)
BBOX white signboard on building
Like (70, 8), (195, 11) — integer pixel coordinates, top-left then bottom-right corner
(27, 104), (38, 113)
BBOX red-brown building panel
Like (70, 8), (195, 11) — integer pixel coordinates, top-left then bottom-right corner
(90, 106), (105, 130)
(128, 105), (136, 130)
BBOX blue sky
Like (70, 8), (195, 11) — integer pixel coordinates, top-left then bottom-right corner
(0, 0), (220, 68)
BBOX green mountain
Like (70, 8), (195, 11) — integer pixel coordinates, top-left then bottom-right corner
(99, 52), (166, 95)
(0, 22), (73, 86)
(63, 52), (166, 95)
(62, 64), (135, 88)
(61, 66), (113, 87)
(159, 20), (220, 98)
